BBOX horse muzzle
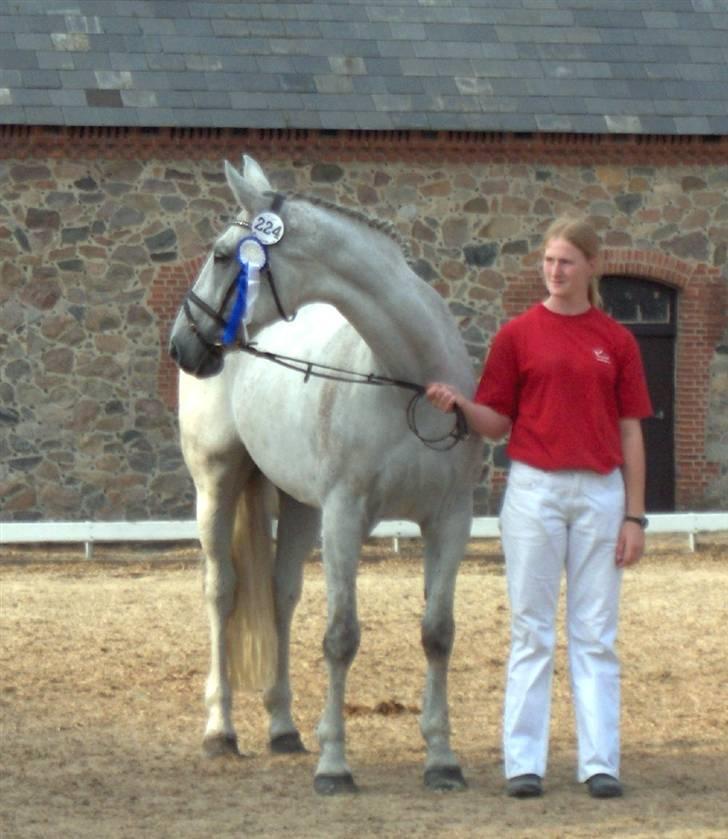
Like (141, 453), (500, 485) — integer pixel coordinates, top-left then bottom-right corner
(169, 334), (224, 379)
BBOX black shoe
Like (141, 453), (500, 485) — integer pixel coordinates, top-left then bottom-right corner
(507, 773), (543, 798)
(586, 773), (622, 798)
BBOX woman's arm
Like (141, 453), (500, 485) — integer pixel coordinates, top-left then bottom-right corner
(426, 382), (511, 440)
(617, 417), (647, 568)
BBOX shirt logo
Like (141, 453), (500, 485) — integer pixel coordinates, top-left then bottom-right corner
(593, 348), (612, 364)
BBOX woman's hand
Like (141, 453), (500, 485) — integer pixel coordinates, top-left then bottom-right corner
(425, 382), (463, 413)
(616, 520), (645, 568)
(426, 382), (512, 440)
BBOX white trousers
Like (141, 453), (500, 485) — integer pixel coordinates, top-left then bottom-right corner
(500, 461), (625, 782)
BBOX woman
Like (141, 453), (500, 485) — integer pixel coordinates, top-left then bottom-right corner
(427, 217), (652, 799)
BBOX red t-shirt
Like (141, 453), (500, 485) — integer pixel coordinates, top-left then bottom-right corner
(474, 304), (653, 474)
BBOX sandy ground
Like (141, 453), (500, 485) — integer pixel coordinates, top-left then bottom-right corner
(1, 536), (727, 838)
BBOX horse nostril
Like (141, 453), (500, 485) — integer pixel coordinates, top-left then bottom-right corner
(169, 340), (180, 363)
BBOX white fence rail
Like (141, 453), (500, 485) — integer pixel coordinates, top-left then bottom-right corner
(1, 513), (726, 558)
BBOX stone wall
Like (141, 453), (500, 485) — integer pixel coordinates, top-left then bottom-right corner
(1, 127), (727, 521)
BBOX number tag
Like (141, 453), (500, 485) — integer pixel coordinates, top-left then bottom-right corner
(237, 236), (267, 270)
(251, 212), (285, 245)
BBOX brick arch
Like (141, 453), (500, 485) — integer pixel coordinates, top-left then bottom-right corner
(149, 255), (206, 410)
(500, 247), (727, 510)
(602, 248), (694, 289)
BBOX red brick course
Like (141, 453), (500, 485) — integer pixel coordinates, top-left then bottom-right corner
(2, 125), (728, 166)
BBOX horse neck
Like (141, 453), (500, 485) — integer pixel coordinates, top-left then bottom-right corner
(321, 259), (473, 393)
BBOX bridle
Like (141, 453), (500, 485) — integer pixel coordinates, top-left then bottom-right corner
(182, 193), (295, 354)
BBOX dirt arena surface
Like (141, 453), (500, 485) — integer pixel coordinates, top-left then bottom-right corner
(1, 535), (727, 838)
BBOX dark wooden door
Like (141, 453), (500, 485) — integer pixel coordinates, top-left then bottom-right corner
(601, 277), (676, 512)
(634, 333), (675, 511)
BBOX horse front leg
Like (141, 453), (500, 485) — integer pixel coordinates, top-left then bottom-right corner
(265, 493), (321, 754)
(419, 502), (472, 791)
(313, 500), (364, 794)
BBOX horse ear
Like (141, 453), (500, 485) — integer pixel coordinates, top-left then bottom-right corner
(225, 159), (256, 208)
(224, 156), (273, 209)
(242, 155), (272, 191)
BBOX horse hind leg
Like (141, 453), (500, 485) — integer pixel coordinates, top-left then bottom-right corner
(265, 493), (321, 754)
(419, 505), (472, 791)
(198, 459), (274, 757)
(196, 457), (258, 758)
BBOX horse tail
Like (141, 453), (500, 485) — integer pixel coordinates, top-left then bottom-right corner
(226, 471), (278, 692)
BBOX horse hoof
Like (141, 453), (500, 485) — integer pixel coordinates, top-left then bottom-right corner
(270, 732), (307, 754)
(313, 773), (359, 795)
(424, 766), (468, 792)
(202, 733), (240, 758)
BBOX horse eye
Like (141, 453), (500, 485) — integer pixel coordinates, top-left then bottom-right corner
(213, 250), (229, 264)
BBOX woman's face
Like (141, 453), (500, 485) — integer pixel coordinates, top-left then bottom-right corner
(542, 237), (596, 310)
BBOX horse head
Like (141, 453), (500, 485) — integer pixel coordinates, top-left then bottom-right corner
(169, 155), (314, 377)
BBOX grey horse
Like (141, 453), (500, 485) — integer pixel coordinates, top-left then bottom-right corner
(169, 156), (481, 794)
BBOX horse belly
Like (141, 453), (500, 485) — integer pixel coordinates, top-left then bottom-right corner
(230, 387), (318, 503)
(229, 361), (410, 510)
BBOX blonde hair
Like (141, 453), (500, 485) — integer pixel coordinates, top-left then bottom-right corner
(542, 217), (603, 308)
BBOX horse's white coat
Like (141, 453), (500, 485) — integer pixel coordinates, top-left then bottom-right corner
(170, 156), (482, 791)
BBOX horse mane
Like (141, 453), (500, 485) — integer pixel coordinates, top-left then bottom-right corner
(281, 191), (413, 263)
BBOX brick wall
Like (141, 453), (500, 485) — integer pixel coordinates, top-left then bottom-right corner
(1, 126), (726, 520)
(151, 255), (204, 411)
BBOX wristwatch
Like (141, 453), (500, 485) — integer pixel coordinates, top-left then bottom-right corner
(624, 515), (649, 529)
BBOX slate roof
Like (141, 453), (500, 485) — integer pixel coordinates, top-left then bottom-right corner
(1, 1), (727, 135)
